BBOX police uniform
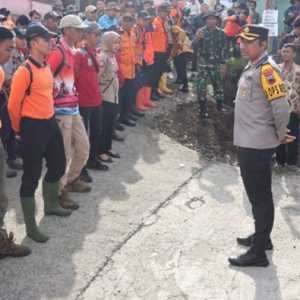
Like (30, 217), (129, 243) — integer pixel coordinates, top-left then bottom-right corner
(229, 25), (290, 267)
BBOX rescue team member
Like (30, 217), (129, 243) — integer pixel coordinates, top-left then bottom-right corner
(0, 26), (30, 257)
(151, 3), (169, 101)
(48, 15), (90, 211)
(8, 24), (72, 243)
(135, 11), (157, 110)
(119, 14), (137, 127)
(229, 25), (292, 267)
(171, 25), (193, 93)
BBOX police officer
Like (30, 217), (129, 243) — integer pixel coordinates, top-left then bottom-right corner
(229, 25), (293, 267)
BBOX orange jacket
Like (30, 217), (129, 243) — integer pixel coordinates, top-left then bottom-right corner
(134, 25), (144, 66)
(152, 17), (168, 53)
(119, 29), (136, 79)
(135, 25), (154, 66)
(144, 31), (154, 65)
(170, 7), (182, 26)
(8, 59), (54, 133)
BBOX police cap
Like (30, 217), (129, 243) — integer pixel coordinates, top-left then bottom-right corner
(238, 25), (269, 42)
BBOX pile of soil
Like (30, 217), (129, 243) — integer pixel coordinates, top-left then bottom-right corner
(152, 100), (237, 164)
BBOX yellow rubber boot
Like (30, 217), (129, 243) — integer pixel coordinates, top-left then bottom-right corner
(161, 73), (173, 94)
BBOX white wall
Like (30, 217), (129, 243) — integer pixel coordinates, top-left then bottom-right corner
(0, 0), (52, 16)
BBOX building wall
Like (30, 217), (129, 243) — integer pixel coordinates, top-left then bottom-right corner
(0, 0), (52, 16)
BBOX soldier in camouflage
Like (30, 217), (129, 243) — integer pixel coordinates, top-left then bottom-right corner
(193, 11), (228, 118)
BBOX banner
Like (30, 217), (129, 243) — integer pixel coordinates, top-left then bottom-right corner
(262, 9), (279, 37)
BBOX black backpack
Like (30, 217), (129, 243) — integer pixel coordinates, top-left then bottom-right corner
(23, 46), (66, 96)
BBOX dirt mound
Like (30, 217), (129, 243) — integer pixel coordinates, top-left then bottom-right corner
(153, 100), (237, 164)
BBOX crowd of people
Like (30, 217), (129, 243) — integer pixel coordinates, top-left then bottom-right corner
(0, 0), (299, 263)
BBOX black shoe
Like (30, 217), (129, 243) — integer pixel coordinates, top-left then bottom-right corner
(178, 86), (189, 93)
(86, 160), (109, 171)
(115, 123), (125, 131)
(80, 168), (93, 183)
(132, 109), (145, 117)
(7, 159), (23, 170)
(128, 114), (138, 122)
(6, 170), (17, 178)
(228, 250), (269, 267)
(120, 118), (136, 127)
(112, 131), (125, 142)
(98, 155), (113, 163)
(237, 234), (273, 251)
(108, 151), (120, 159)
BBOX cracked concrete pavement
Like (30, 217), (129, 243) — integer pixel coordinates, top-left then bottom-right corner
(0, 120), (300, 300)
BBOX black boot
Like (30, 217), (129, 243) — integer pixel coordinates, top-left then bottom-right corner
(237, 234), (273, 250)
(228, 249), (269, 267)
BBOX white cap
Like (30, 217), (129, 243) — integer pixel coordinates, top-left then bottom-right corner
(59, 14), (87, 29)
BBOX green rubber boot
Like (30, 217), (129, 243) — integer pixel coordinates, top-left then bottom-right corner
(43, 181), (72, 217)
(21, 197), (49, 243)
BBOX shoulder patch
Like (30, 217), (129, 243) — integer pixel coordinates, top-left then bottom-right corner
(260, 64), (286, 102)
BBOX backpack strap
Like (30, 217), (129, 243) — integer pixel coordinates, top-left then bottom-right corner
(23, 62), (33, 96)
(53, 45), (66, 78)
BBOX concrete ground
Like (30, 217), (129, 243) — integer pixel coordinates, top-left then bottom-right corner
(0, 120), (300, 300)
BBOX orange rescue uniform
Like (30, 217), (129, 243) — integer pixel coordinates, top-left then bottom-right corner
(8, 59), (54, 133)
(152, 17), (168, 53)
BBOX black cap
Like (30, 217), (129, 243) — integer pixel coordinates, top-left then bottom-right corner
(137, 10), (151, 19)
(0, 26), (14, 40)
(203, 10), (220, 20)
(0, 14), (7, 22)
(26, 23), (57, 41)
(13, 27), (26, 39)
(238, 25), (269, 41)
(16, 15), (31, 27)
(158, 2), (171, 12)
(122, 14), (135, 22)
(0, 8), (10, 17)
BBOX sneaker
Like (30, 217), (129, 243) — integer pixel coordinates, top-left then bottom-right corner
(67, 179), (92, 193)
(0, 232), (31, 259)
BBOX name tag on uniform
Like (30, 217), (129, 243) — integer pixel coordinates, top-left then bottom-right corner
(88, 58), (93, 66)
(260, 64), (286, 102)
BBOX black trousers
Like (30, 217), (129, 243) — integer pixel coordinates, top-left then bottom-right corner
(0, 92), (18, 161)
(80, 105), (103, 162)
(20, 117), (66, 197)
(238, 147), (275, 255)
(276, 112), (299, 166)
(119, 79), (135, 121)
(174, 53), (189, 88)
(99, 102), (117, 154)
(152, 52), (168, 91)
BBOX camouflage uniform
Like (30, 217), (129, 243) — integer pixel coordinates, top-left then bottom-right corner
(195, 26), (228, 115)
